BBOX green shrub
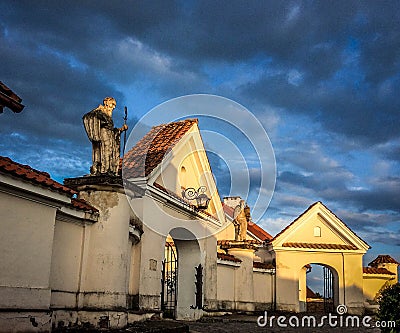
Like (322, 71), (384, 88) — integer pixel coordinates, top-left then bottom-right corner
(377, 283), (400, 333)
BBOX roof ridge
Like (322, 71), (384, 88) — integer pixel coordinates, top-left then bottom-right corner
(369, 254), (399, 266)
(150, 118), (198, 130)
(0, 156), (51, 178)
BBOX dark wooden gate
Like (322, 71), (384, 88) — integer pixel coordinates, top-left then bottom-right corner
(161, 242), (177, 318)
(323, 266), (334, 313)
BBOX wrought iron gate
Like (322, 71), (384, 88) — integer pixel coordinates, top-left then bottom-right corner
(323, 266), (334, 313)
(161, 243), (177, 318)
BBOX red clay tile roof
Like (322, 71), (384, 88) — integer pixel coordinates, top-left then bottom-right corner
(306, 286), (320, 299)
(217, 252), (242, 263)
(248, 221), (273, 241)
(363, 267), (395, 275)
(222, 202), (235, 219)
(282, 242), (358, 250)
(71, 198), (98, 213)
(217, 239), (261, 246)
(0, 156), (76, 196)
(123, 119), (198, 178)
(369, 255), (400, 267)
(253, 262), (274, 269)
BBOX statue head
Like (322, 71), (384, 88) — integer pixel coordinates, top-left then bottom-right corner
(102, 97), (116, 116)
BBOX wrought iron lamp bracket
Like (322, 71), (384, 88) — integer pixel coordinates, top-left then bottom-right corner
(182, 186), (210, 210)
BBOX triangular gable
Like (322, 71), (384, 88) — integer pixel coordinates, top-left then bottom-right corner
(124, 119), (224, 222)
(272, 202), (369, 253)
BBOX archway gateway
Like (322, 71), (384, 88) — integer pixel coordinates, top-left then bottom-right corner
(302, 264), (339, 313)
(161, 229), (202, 320)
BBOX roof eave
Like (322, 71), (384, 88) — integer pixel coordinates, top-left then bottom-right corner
(273, 246), (367, 254)
(0, 90), (25, 113)
(147, 183), (222, 225)
(0, 173), (73, 205)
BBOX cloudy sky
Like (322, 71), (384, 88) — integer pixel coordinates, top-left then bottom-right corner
(1, 1), (399, 267)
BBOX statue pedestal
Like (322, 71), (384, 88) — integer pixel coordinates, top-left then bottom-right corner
(65, 174), (143, 194)
(63, 175), (143, 310)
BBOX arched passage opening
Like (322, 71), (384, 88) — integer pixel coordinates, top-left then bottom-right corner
(161, 227), (202, 320)
(299, 263), (339, 313)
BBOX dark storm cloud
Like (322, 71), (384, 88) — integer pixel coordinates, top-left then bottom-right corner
(2, 1), (399, 146)
(277, 167), (400, 215)
(0, 10), (123, 141)
(366, 230), (400, 247)
(373, 139), (400, 165)
(0, 1), (205, 89)
(243, 71), (400, 144)
(273, 134), (400, 217)
(275, 141), (351, 193)
(336, 209), (399, 231)
(279, 171), (322, 191)
(339, 176), (400, 213)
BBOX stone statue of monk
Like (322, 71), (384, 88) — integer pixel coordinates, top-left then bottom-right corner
(83, 97), (128, 175)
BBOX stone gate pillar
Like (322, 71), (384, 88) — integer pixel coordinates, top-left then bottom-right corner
(220, 241), (257, 311)
(64, 175), (143, 310)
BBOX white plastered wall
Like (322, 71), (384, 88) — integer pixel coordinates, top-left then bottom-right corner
(0, 190), (57, 309)
(50, 219), (86, 308)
